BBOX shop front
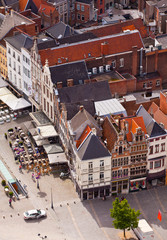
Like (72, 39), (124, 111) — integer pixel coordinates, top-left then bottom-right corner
(111, 179), (129, 195)
(81, 185), (111, 200)
(129, 177), (146, 192)
(147, 169), (166, 186)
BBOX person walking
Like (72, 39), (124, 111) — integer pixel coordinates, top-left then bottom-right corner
(19, 165), (22, 173)
(9, 198), (12, 207)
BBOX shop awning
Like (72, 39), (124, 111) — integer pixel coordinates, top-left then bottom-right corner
(147, 169), (165, 181)
(130, 177), (146, 182)
(48, 153), (68, 164)
(37, 125), (58, 138)
(0, 87), (31, 110)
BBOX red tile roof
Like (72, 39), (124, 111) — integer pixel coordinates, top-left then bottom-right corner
(148, 102), (167, 129)
(76, 125), (92, 149)
(39, 3), (56, 15)
(86, 18), (148, 39)
(19, 0), (29, 11)
(121, 116), (146, 142)
(39, 30), (144, 66)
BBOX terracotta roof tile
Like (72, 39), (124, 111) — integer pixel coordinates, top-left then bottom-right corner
(19, 0), (29, 11)
(76, 125), (92, 148)
(39, 30), (143, 66)
(148, 102), (167, 129)
(87, 18), (148, 39)
(122, 116), (146, 142)
(39, 3), (56, 15)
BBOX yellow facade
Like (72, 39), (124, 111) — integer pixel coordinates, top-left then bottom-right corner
(0, 44), (8, 80)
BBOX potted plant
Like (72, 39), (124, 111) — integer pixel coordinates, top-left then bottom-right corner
(1, 180), (6, 186)
(8, 128), (13, 132)
(9, 192), (13, 198)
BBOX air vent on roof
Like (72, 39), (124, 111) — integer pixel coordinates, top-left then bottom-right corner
(58, 34), (62, 39)
(42, 38), (48, 41)
(92, 67), (97, 74)
(99, 66), (104, 73)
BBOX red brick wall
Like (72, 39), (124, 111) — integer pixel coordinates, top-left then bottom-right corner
(75, 3), (90, 24)
(126, 78), (136, 93)
(95, 0), (105, 15)
(109, 79), (127, 97)
(136, 77), (162, 92)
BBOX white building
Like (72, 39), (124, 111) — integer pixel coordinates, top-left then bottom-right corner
(5, 33), (33, 98)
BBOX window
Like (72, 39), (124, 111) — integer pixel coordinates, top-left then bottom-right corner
(120, 58), (124, 67)
(14, 62), (16, 71)
(47, 89), (49, 98)
(156, 80), (160, 86)
(88, 174), (93, 182)
(149, 146), (153, 154)
(154, 160), (161, 168)
(81, 5), (84, 11)
(13, 51), (15, 58)
(44, 98), (46, 111)
(77, 4), (80, 10)
(100, 172), (104, 180)
(155, 144), (159, 153)
(81, 15), (85, 21)
(18, 56), (20, 62)
(123, 169), (128, 176)
(18, 66), (21, 75)
(8, 48), (10, 54)
(100, 8), (103, 14)
(77, 14), (80, 20)
(112, 60), (116, 68)
(43, 85), (45, 94)
(161, 143), (165, 152)
(150, 162), (153, 169)
(88, 162), (93, 169)
(58, 58), (62, 63)
(72, 14), (75, 20)
(9, 58), (11, 67)
(100, 160), (104, 167)
(100, 0), (103, 5)
(50, 93), (52, 101)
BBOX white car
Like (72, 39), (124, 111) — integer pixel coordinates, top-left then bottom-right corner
(23, 209), (46, 220)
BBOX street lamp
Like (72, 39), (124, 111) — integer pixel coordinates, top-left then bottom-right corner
(38, 233), (47, 239)
(51, 187), (54, 209)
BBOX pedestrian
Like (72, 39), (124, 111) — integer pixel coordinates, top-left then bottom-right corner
(19, 165), (22, 173)
(32, 172), (34, 180)
(9, 198), (12, 206)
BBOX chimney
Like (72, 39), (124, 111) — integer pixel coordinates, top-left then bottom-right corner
(67, 79), (74, 87)
(101, 42), (109, 56)
(57, 81), (63, 88)
(80, 105), (84, 112)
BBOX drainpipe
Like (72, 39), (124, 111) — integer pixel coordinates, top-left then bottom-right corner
(140, 47), (143, 77)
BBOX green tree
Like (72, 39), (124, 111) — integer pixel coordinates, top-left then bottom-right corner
(110, 197), (140, 239)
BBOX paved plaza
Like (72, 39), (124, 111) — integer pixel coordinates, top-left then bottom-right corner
(0, 116), (167, 240)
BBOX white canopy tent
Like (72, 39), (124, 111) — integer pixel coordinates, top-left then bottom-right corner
(37, 125), (58, 138)
(43, 144), (63, 154)
(48, 153), (68, 164)
(0, 87), (31, 110)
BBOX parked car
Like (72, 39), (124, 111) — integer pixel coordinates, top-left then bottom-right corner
(23, 209), (46, 220)
(133, 219), (154, 240)
(0, 117), (4, 124)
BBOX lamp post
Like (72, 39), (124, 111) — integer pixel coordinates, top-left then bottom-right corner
(51, 187), (54, 209)
(38, 233), (47, 239)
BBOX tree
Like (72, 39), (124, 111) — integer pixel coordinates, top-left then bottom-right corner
(110, 197), (140, 239)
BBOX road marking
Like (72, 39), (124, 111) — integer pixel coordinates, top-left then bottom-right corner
(89, 201), (112, 240)
(67, 205), (85, 240)
(133, 194), (163, 240)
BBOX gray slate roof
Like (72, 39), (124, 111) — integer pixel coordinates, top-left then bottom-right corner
(45, 21), (78, 39)
(136, 105), (166, 137)
(64, 100), (96, 120)
(58, 32), (97, 45)
(49, 61), (89, 86)
(57, 81), (112, 103)
(70, 108), (101, 139)
(0, 13), (4, 26)
(5, 33), (33, 51)
(78, 133), (111, 161)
